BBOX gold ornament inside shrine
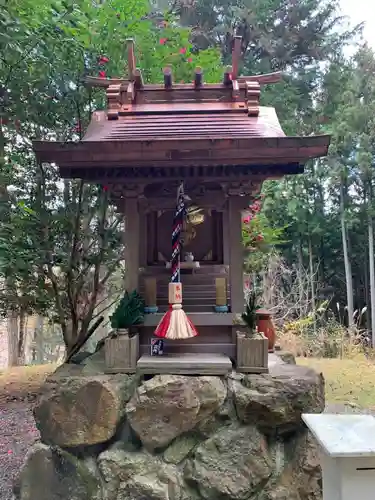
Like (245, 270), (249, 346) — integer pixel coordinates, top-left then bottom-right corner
(33, 37), (330, 374)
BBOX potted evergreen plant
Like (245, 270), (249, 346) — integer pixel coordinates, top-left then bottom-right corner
(236, 291), (269, 373)
(104, 290), (145, 373)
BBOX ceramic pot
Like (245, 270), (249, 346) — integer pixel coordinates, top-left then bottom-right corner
(256, 309), (276, 352)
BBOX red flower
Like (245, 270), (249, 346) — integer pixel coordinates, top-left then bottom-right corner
(159, 38), (168, 45)
(256, 234), (264, 241)
(243, 216), (251, 224)
(187, 57), (193, 63)
(98, 70), (106, 78)
(99, 55), (109, 64)
(179, 47), (187, 54)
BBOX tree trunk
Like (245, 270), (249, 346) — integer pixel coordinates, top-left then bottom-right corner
(33, 315), (45, 364)
(364, 252), (371, 330)
(368, 183), (375, 346)
(17, 309), (26, 365)
(340, 180), (354, 328)
(308, 235), (317, 335)
(7, 311), (19, 367)
(297, 237), (304, 318)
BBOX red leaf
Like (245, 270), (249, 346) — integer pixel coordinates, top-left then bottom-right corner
(99, 55), (109, 64)
(98, 70), (106, 78)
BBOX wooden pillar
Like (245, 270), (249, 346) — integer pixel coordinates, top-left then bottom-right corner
(123, 197), (140, 291)
(222, 205), (230, 265)
(228, 196), (244, 313)
(138, 205), (147, 267)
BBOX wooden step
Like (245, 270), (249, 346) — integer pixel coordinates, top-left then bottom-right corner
(141, 279), (228, 288)
(140, 287), (230, 297)
(137, 353), (233, 375)
(157, 297), (216, 307)
(141, 265), (228, 275)
(156, 304), (217, 313)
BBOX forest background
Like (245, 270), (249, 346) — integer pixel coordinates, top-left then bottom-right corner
(0, 0), (373, 365)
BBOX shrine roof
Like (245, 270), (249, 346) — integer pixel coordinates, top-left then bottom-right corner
(32, 37), (330, 181)
(33, 103), (329, 169)
(83, 106), (286, 142)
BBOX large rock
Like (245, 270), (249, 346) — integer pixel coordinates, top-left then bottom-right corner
(48, 349), (107, 379)
(258, 485), (301, 500)
(230, 362), (324, 433)
(125, 375), (227, 450)
(14, 443), (101, 500)
(98, 448), (183, 500)
(291, 431), (322, 500)
(163, 433), (200, 464)
(34, 374), (137, 447)
(18, 359), (325, 500)
(184, 425), (272, 500)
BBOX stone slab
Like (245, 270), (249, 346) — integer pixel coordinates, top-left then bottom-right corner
(137, 352), (232, 375)
(303, 413), (375, 457)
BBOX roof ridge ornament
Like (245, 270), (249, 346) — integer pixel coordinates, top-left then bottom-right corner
(86, 36), (283, 120)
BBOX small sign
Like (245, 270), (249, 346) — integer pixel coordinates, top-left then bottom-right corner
(151, 339), (164, 356)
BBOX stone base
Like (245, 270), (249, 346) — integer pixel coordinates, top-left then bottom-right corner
(16, 349), (325, 500)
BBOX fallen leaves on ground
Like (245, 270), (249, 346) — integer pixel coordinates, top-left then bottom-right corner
(297, 355), (375, 410)
(0, 364), (56, 404)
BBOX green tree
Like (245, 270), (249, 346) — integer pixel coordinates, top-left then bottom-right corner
(0, 0), (223, 364)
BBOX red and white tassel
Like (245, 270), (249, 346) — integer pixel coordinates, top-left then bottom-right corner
(154, 282), (198, 340)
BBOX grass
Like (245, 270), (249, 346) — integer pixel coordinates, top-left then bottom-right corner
(0, 363), (56, 403)
(0, 357), (375, 409)
(297, 356), (375, 410)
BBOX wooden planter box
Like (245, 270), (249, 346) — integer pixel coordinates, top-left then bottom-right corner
(104, 331), (139, 373)
(236, 332), (269, 373)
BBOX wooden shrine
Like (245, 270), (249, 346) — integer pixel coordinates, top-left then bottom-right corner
(33, 37), (330, 374)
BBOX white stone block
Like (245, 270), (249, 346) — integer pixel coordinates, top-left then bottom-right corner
(303, 413), (375, 500)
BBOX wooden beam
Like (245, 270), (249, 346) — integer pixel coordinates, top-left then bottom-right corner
(238, 71), (283, 85)
(127, 38), (136, 81)
(163, 66), (173, 89)
(245, 81), (260, 117)
(84, 71), (282, 90)
(223, 65), (232, 86)
(106, 83), (122, 120)
(134, 68), (144, 89)
(231, 36), (242, 81)
(232, 79), (240, 99)
(194, 67), (203, 88)
(127, 81), (135, 103)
